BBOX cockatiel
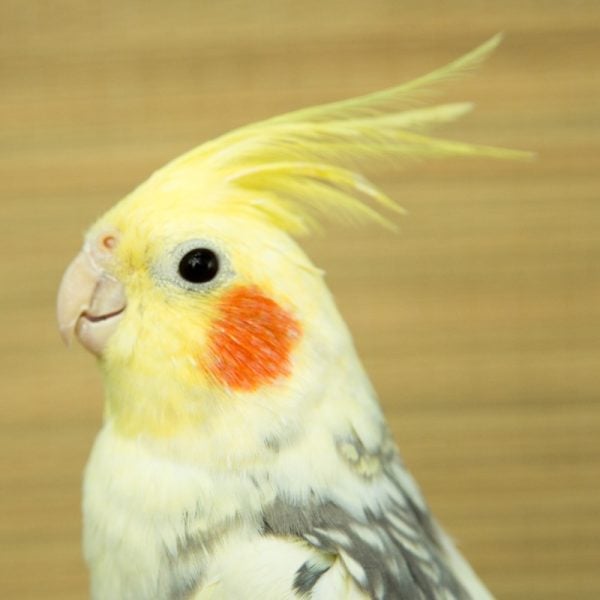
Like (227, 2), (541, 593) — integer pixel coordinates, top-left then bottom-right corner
(57, 35), (527, 600)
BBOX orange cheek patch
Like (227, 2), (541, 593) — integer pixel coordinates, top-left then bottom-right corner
(206, 286), (302, 391)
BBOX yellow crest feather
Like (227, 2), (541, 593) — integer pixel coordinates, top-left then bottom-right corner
(142, 34), (530, 236)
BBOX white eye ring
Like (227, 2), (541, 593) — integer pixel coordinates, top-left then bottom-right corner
(152, 239), (233, 292)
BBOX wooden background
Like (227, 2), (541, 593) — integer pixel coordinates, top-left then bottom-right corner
(1, 1), (599, 598)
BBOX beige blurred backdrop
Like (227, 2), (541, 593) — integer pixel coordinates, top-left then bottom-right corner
(1, 2), (599, 599)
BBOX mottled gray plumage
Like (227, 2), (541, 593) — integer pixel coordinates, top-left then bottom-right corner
(164, 512), (242, 599)
(262, 431), (470, 600)
(293, 559), (332, 596)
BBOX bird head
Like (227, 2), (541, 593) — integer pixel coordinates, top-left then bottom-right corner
(57, 171), (353, 441)
(57, 36), (529, 447)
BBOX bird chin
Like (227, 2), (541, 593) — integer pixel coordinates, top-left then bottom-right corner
(75, 309), (125, 357)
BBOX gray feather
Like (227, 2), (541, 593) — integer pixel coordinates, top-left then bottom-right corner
(262, 431), (470, 600)
(293, 559), (332, 596)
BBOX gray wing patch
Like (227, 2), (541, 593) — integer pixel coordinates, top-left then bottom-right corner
(293, 558), (332, 596)
(262, 431), (471, 600)
(163, 512), (242, 599)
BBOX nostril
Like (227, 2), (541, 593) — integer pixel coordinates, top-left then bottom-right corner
(101, 235), (117, 251)
(84, 227), (120, 266)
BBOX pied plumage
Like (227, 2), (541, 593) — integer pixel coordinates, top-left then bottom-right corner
(58, 35), (528, 599)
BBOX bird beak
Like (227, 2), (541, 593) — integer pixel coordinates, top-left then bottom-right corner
(57, 247), (126, 357)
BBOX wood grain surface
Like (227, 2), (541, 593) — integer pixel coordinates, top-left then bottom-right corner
(1, 2), (599, 598)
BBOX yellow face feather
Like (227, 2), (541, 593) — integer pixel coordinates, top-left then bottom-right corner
(60, 35), (529, 439)
(90, 210), (327, 438)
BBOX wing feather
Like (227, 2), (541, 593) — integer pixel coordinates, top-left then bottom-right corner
(261, 434), (492, 599)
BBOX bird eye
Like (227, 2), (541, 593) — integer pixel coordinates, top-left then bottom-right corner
(178, 248), (219, 284)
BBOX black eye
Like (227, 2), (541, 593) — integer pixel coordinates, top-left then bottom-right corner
(178, 248), (219, 284)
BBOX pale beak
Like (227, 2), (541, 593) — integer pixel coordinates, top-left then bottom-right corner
(57, 249), (126, 357)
